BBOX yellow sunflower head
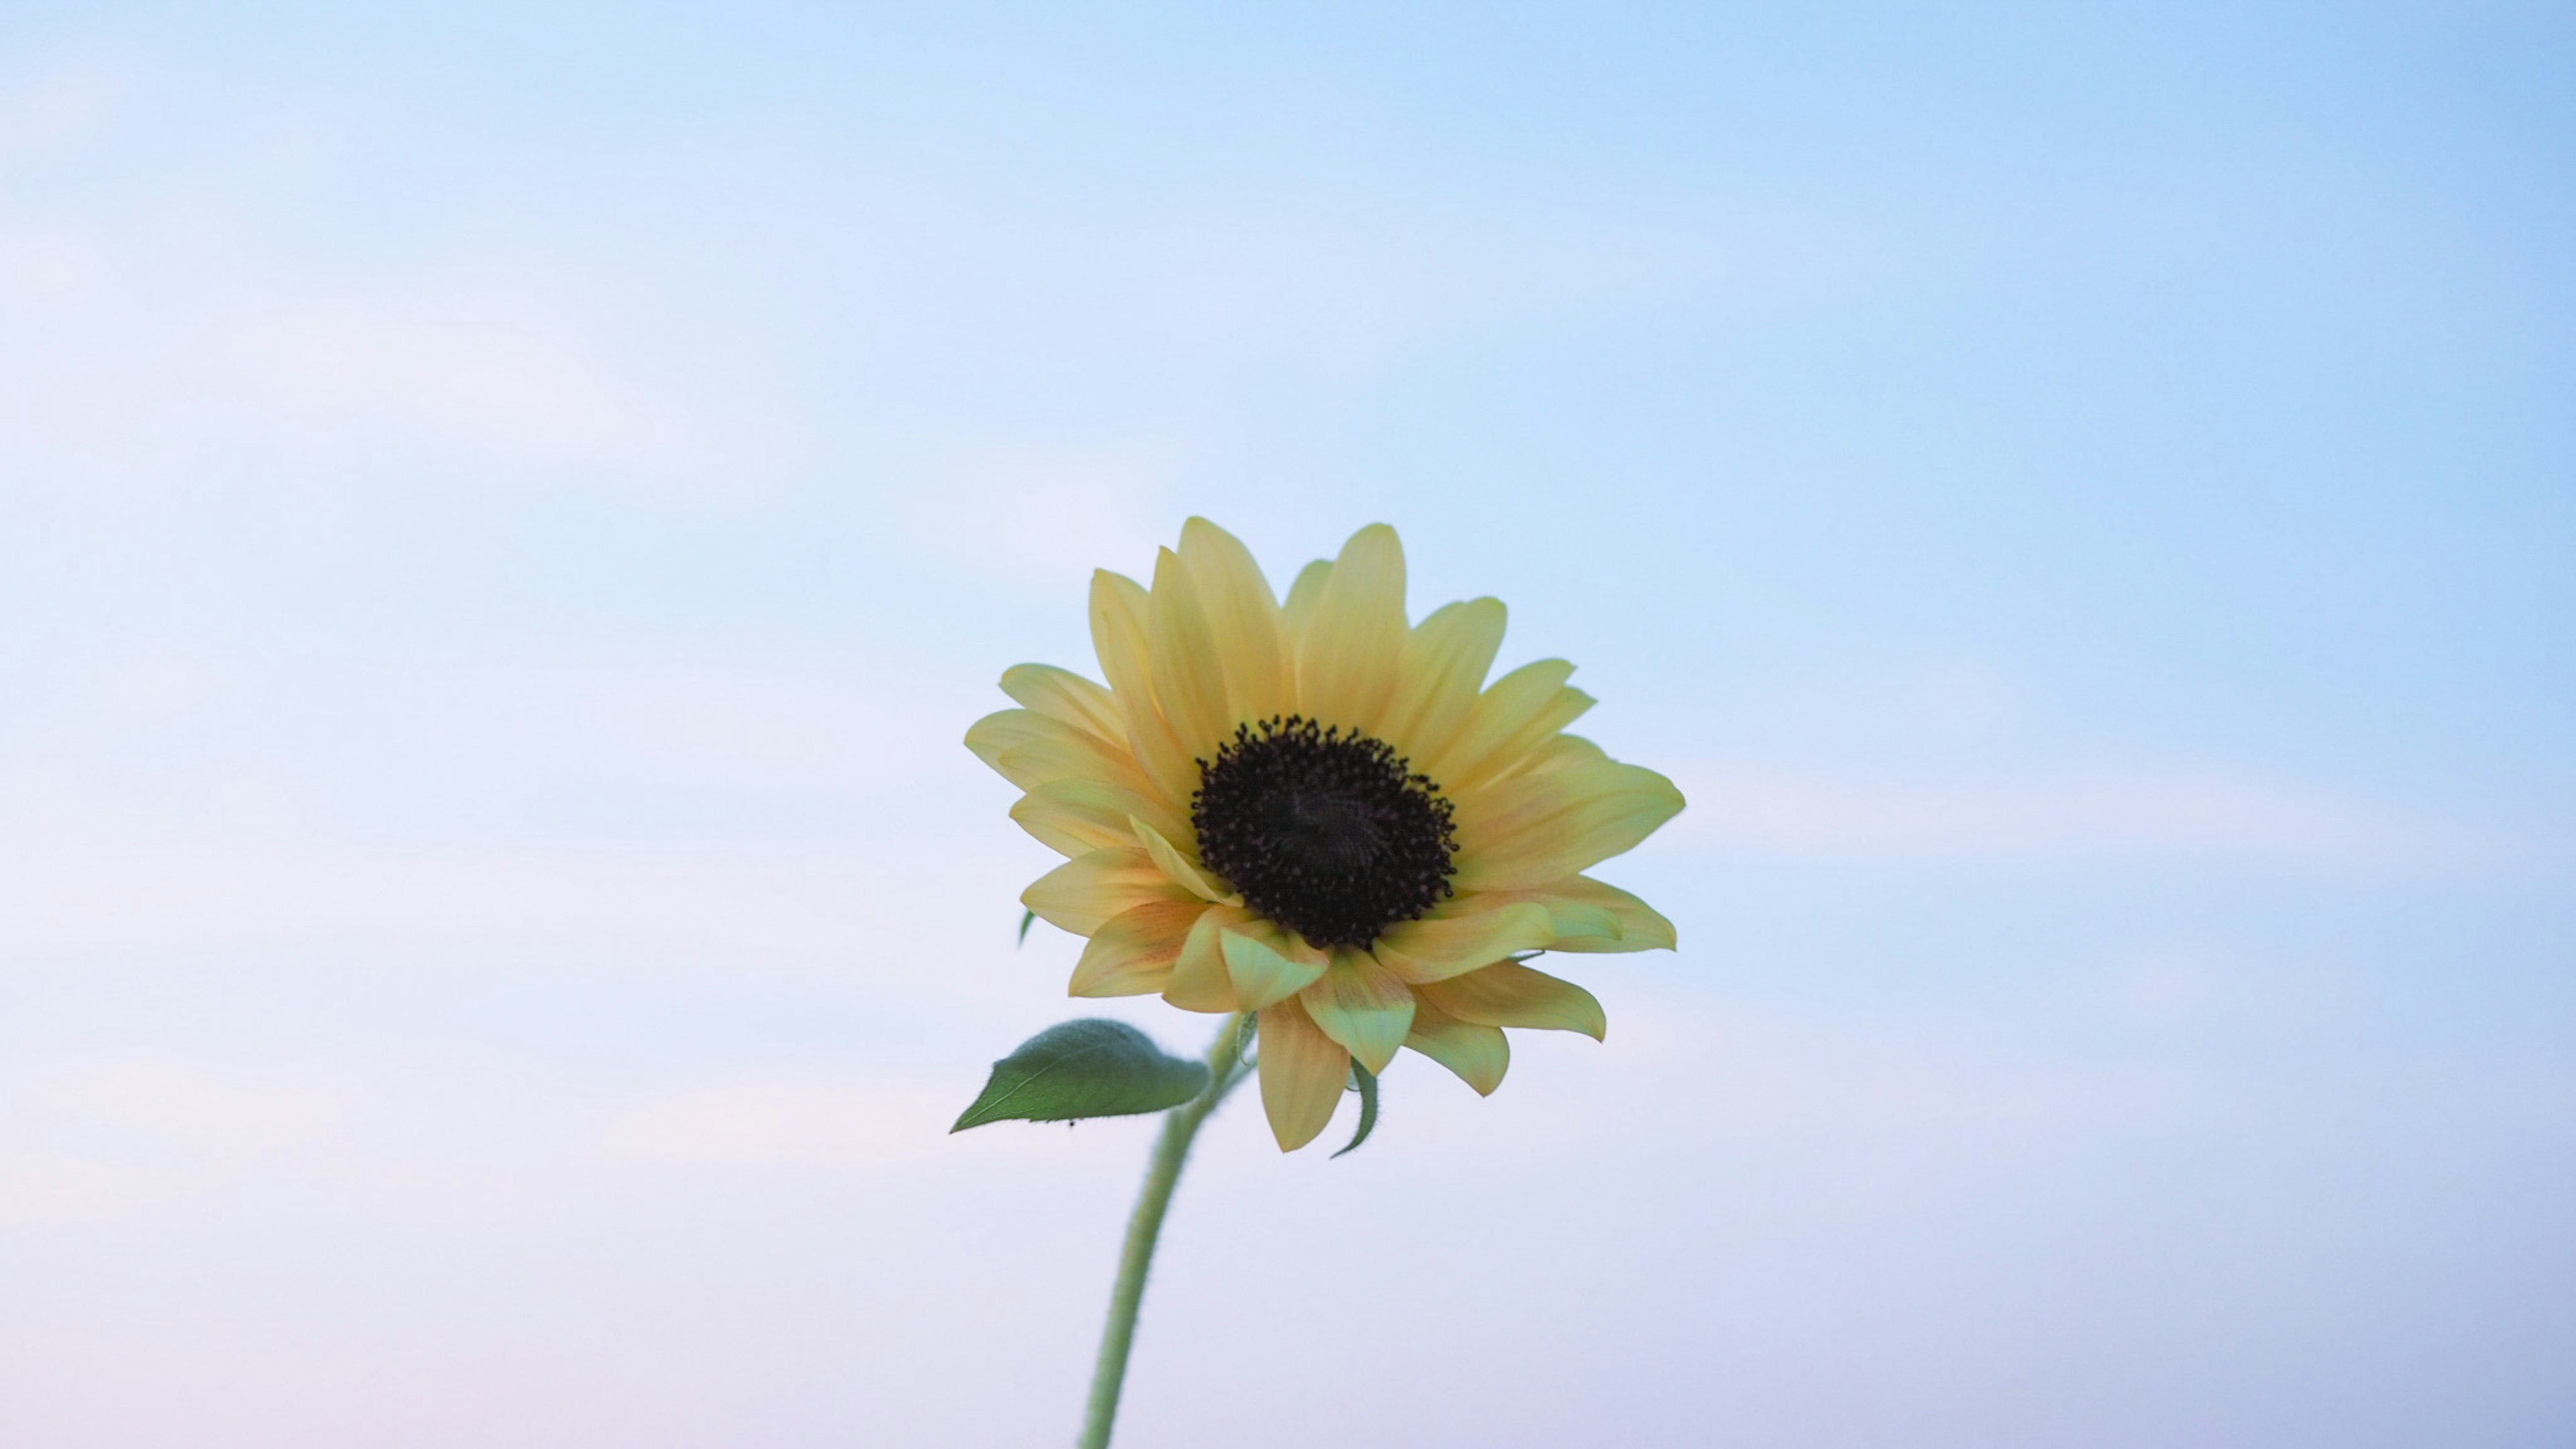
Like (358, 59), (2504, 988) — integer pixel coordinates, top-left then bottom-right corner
(966, 519), (1684, 1150)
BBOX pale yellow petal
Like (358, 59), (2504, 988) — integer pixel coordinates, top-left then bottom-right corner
(1010, 785), (1128, 857)
(1221, 919), (1328, 1010)
(1518, 731), (1608, 777)
(999, 663), (1126, 745)
(1010, 777), (1190, 858)
(1069, 898), (1203, 997)
(1432, 660), (1595, 794)
(1403, 997), (1509, 1095)
(1414, 959), (1607, 1040)
(1021, 847), (1187, 935)
(1369, 899), (1557, 984)
(963, 708), (1053, 780)
(1297, 948), (1416, 1075)
(1474, 686), (1595, 788)
(1129, 816), (1238, 905)
(993, 726), (1152, 796)
(1495, 875), (1678, 955)
(1091, 569), (1200, 810)
(1281, 558), (1332, 641)
(1148, 547), (1234, 762)
(1165, 902), (1254, 1014)
(1295, 524), (1406, 733)
(1178, 517), (1291, 724)
(1452, 758), (1685, 893)
(1257, 996), (1350, 1151)
(1089, 570), (1153, 702)
(1378, 597), (1506, 769)
(1517, 896), (1625, 949)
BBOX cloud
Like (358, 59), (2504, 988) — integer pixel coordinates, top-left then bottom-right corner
(0, 44), (1903, 534)
(222, 300), (663, 464)
(885, 439), (1180, 591)
(0, 223), (101, 309)
(0, 1050), (347, 1224)
(0, 837), (986, 972)
(0, 262), (780, 505)
(1664, 759), (2494, 874)
(0, 56), (126, 162)
(608, 1073), (962, 1167)
(0, 65), (801, 511)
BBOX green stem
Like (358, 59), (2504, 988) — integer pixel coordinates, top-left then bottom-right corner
(1077, 1012), (1250, 1449)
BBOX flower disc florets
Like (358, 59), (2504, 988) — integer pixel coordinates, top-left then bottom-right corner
(1191, 715), (1457, 949)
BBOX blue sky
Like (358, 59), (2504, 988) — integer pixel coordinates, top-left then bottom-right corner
(1, 5), (2570, 1446)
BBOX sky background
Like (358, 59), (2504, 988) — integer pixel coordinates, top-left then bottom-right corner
(3, 3), (2571, 1446)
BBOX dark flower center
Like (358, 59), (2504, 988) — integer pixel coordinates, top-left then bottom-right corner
(1191, 716), (1457, 949)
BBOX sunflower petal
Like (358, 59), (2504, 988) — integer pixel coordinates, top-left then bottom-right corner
(1298, 948), (1416, 1075)
(1403, 997), (1509, 1095)
(963, 708), (1054, 780)
(1282, 558), (1332, 640)
(1295, 524), (1407, 733)
(1430, 659), (1591, 790)
(1502, 875), (1678, 954)
(1129, 816), (1238, 905)
(1434, 657), (1569, 757)
(1521, 898), (1626, 948)
(1369, 900), (1558, 984)
(999, 663), (1126, 745)
(993, 727), (1152, 796)
(1148, 547), (1234, 762)
(1012, 792), (1126, 859)
(1414, 959), (1607, 1040)
(1221, 920), (1328, 1010)
(1011, 778), (1187, 858)
(1089, 570), (1155, 706)
(1022, 847), (1188, 935)
(1165, 902), (1254, 1013)
(1179, 517), (1291, 725)
(1379, 597), (1507, 769)
(1257, 996), (1350, 1150)
(1452, 759), (1686, 892)
(1069, 898), (1205, 997)
(1091, 568), (1201, 810)
(1519, 731), (1608, 777)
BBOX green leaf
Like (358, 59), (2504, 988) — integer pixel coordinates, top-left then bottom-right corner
(1017, 909), (1036, 947)
(1330, 1061), (1379, 1159)
(951, 1018), (1212, 1132)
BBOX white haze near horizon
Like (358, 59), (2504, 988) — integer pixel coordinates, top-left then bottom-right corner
(2, 5), (2571, 1447)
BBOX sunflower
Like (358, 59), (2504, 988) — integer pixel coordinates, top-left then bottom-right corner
(966, 519), (1685, 1150)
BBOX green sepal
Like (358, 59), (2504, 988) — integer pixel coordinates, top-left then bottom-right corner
(1330, 1061), (1379, 1159)
(1017, 909), (1036, 947)
(951, 1018), (1212, 1132)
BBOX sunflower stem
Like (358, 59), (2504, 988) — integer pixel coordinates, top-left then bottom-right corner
(1077, 1012), (1249, 1449)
